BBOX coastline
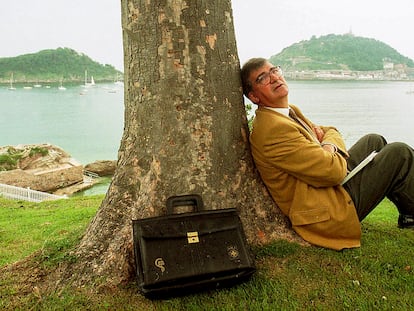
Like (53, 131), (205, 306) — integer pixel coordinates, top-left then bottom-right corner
(0, 79), (123, 86)
(283, 69), (414, 81)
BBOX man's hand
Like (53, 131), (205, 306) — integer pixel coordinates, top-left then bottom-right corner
(321, 143), (337, 154)
(313, 126), (325, 142)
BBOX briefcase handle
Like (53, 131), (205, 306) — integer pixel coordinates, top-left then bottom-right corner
(166, 194), (204, 214)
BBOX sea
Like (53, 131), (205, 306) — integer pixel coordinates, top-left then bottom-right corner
(1, 80), (414, 194)
(0, 82), (124, 164)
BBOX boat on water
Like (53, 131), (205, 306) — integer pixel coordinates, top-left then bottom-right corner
(114, 73), (124, 85)
(58, 79), (66, 90)
(8, 73), (16, 90)
(84, 70), (95, 87)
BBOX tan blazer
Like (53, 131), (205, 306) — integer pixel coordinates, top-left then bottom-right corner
(250, 105), (361, 250)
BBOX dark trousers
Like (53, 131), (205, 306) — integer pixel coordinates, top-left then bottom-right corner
(343, 134), (414, 221)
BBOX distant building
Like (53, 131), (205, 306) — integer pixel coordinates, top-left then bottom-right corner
(383, 58), (394, 70)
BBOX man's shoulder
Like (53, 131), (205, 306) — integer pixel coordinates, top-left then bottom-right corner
(251, 108), (295, 143)
(254, 106), (292, 126)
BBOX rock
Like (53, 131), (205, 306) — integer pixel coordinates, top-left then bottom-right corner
(84, 160), (117, 176)
(0, 144), (84, 193)
(53, 177), (99, 196)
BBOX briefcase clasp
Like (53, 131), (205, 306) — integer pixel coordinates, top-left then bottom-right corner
(187, 231), (199, 244)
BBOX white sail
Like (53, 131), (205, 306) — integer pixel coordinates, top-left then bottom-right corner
(58, 78), (66, 90)
(8, 73), (16, 90)
(84, 70), (95, 87)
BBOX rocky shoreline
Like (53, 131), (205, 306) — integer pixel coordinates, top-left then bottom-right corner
(0, 144), (116, 196)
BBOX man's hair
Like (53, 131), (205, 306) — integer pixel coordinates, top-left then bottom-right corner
(240, 57), (267, 96)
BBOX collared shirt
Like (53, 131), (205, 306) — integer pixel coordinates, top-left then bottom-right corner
(263, 106), (290, 117)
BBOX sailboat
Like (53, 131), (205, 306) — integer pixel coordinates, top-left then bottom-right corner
(84, 70), (95, 87)
(58, 79), (66, 90)
(114, 73), (123, 85)
(8, 73), (16, 90)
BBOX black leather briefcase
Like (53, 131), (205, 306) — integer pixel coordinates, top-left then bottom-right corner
(132, 194), (256, 298)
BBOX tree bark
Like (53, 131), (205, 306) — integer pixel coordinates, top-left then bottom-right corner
(63, 0), (300, 287)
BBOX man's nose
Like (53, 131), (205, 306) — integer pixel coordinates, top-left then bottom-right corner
(269, 73), (279, 83)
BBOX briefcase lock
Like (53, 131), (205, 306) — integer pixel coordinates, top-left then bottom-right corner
(187, 231), (199, 244)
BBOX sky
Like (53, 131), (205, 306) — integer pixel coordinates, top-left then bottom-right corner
(1, 0), (413, 71)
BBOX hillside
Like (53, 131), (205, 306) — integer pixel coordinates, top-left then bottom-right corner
(269, 34), (414, 72)
(0, 48), (122, 83)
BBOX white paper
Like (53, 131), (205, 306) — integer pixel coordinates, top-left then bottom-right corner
(341, 151), (378, 185)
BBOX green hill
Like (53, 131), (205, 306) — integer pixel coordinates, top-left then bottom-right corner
(0, 48), (122, 83)
(269, 34), (414, 71)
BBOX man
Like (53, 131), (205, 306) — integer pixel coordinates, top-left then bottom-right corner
(241, 57), (414, 250)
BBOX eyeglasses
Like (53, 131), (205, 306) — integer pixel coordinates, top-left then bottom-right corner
(255, 66), (283, 85)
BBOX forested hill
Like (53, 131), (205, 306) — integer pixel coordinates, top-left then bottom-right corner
(269, 34), (414, 71)
(0, 48), (122, 83)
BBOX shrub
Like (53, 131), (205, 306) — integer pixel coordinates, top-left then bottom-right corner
(29, 147), (49, 157)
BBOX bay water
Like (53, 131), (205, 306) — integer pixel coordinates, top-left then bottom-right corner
(0, 83), (124, 164)
(1, 80), (413, 194)
(287, 80), (414, 148)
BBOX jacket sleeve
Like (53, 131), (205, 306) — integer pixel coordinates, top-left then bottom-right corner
(320, 126), (349, 157)
(261, 119), (348, 188)
(293, 105), (349, 157)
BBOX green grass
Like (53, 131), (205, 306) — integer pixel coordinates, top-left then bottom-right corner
(0, 196), (413, 310)
(0, 195), (101, 266)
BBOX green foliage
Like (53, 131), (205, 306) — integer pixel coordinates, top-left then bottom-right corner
(244, 103), (254, 130)
(0, 146), (49, 171)
(29, 146), (49, 157)
(0, 155), (18, 171)
(0, 47), (122, 82)
(0, 148), (23, 171)
(269, 34), (414, 71)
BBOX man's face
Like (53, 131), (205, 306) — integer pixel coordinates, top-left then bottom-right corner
(247, 62), (289, 108)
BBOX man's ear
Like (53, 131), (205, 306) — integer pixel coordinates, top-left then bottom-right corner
(248, 91), (259, 104)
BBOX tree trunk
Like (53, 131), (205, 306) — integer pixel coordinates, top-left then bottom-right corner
(64, 0), (299, 287)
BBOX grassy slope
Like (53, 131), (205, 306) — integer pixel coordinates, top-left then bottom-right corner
(0, 196), (100, 266)
(0, 196), (413, 310)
